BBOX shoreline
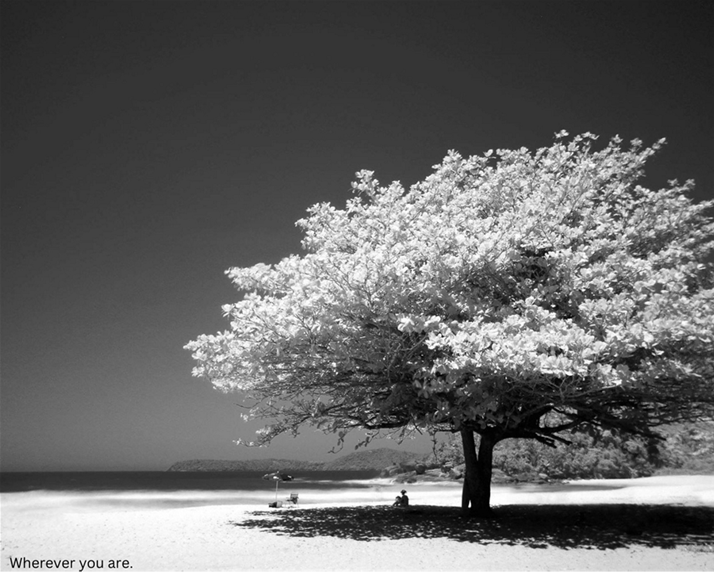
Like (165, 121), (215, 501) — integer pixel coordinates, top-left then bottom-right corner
(2, 475), (713, 571)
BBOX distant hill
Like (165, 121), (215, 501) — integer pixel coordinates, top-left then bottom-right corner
(166, 458), (324, 472)
(167, 447), (428, 472)
(322, 448), (428, 471)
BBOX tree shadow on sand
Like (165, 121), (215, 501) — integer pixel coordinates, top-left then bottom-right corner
(231, 504), (714, 551)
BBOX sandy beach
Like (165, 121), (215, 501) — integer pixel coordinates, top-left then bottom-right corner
(2, 476), (713, 571)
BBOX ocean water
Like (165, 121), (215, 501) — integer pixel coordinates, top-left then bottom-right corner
(0, 470), (380, 493)
(0, 471), (400, 510)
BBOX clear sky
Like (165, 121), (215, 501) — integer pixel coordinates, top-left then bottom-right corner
(1, 0), (712, 471)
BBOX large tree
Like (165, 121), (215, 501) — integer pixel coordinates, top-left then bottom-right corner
(186, 132), (714, 516)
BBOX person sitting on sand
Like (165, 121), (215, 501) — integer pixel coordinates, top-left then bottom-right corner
(393, 490), (409, 507)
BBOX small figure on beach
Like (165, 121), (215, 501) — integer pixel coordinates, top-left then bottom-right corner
(393, 489), (409, 507)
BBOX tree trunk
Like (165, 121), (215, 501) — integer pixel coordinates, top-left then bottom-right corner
(460, 428), (497, 517)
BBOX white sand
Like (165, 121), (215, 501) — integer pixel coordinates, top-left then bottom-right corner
(2, 476), (713, 571)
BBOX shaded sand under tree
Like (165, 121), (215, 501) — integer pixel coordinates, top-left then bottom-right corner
(235, 504), (713, 552)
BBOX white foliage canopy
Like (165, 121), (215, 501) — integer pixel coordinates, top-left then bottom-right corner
(186, 133), (714, 448)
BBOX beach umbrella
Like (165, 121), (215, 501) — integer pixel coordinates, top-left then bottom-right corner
(271, 474), (280, 500)
(262, 470), (293, 481)
(262, 470), (293, 501)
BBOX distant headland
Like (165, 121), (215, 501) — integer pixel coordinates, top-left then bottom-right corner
(167, 447), (429, 474)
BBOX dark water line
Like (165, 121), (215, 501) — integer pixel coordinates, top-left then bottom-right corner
(0, 470), (382, 493)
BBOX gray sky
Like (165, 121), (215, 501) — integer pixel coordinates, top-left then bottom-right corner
(2, 0), (712, 471)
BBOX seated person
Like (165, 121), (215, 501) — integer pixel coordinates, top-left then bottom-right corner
(392, 490), (409, 507)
